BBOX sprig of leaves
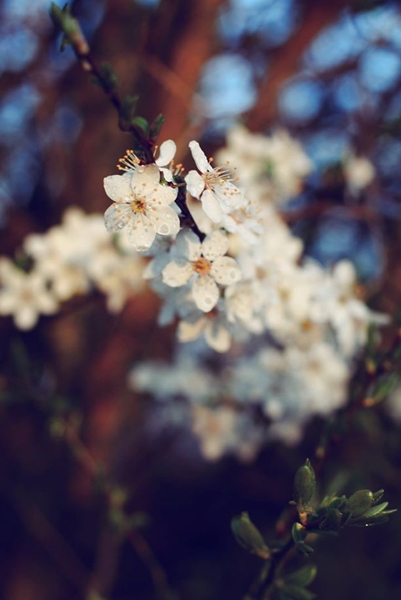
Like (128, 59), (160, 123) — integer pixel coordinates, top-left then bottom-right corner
(233, 459), (396, 600)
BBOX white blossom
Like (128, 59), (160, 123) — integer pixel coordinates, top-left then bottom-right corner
(162, 229), (241, 312)
(104, 162), (179, 251)
(185, 141), (245, 223)
(0, 259), (58, 329)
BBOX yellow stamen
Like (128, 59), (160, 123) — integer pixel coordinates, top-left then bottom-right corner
(193, 257), (211, 275)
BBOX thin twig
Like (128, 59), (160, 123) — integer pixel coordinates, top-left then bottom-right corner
(62, 419), (175, 599)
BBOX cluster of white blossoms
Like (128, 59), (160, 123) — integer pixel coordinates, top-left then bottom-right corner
(123, 127), (388, 458)
(0, 207), (144, 328)
(0, 127), (387, 459)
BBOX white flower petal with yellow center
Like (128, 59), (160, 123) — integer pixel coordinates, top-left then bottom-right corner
(162, 230), (241, 313)
(103, 163), (179, 252)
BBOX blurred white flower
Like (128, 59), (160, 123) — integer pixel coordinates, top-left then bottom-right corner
(177, 309), (232, 352)
(0, 259), (58, 329)
(104, 163), (179, 251)
(217, 125), (312, 202)
(344, 153), (375, 194)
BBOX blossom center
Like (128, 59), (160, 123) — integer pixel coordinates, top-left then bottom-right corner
(203, 165), (233, 190)
(130, 198), (147, 214)
(193, 257), (211, 275)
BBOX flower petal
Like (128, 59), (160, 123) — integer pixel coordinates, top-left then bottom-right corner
(213, 181), (244, 212)
(14, 306), (38, 330)
(188, 141), (213, 173)
(192, 275), (219, 312)
(131, 164), (160, 192)
(177, 315), (206, 342)
(185, 170), (205, 199)
(156, 139), (177, 166)
(174, 230), (201, 261)
(162, 259), (193, 287)
(202, 230), (229, 261)
(152, 205), (180, 237)
(103, 173), (133, 202)
(148, 184), (178, 205)
(104, 203), (131, 233)
(200, 189), (223, 223)
(211, 256), (242, 285)
(205, 320), (231, 353)
(127, 215), (156, 251)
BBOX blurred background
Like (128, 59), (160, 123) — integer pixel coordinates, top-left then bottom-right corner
(1, 0), (401, 599)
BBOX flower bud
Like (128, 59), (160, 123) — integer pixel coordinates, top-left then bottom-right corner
(231, 512), (270, 559)
(294, 459), (315, 509)
(347, 489), (374, 518)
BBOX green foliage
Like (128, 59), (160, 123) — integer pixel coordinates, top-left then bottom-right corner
(92, 62), (119, 93)
(118, 95), (140, 130)
(150, 114), (166, 141)
(50, 3), (89, 55)
(235, 460), (396, 599)
(231, 512), (270, 560)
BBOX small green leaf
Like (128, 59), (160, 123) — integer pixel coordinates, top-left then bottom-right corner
(118, 95), (139, 130)
(371, 489), (385, 505)
(323, 495), (347, 512)
(285, 564), (317, 587)
(279, 584), (316, 599)
(370, 372), (399, 402)
(319, 508), (343, 532)
(362, 501), (388, 519)
(50, 3), (89, 54)
(349, 516), (390, 528)
(231, 512), (270, 560)
(150, 113), (165, 140)
(296, 543), (314, 556)
(132, 116), (150, 137)
(292, 522), (307, 544)
(92, 62), (118, 92)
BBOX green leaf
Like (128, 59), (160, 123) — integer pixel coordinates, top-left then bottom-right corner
(297, 543), (314, 556)
(279, 584), (316, 599)
(370, 372), (399, 402)
(49, 3), (89, 54)
(132, 116), (150, 137)
(285, 564), (317, 587)
(349, 516), (390, 528)
(150, 113), (165, 140)
(292, 522), (307, 544)
(319, 508), (343, 532)
(93, 62), (118, 92)
(231, 512), (270, 560)
(324, 495), (347, 512)
(372, 489), (385, 505)
(362, 501), (388, 519)
(118, 95), (139, 130)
